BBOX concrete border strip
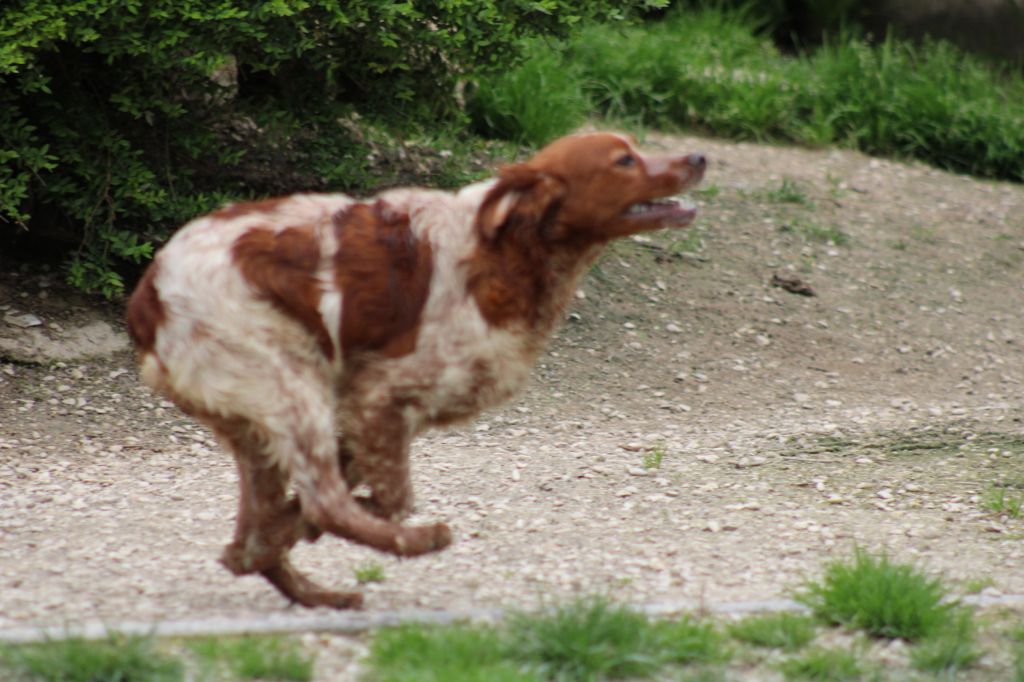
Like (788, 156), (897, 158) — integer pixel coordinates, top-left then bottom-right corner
(0, 594), (1021, 644)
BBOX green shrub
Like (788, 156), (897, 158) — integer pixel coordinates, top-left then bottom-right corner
(984, 485), (1024, 518)
(1, 0), (661, 296)
(654, 615), (728, 666)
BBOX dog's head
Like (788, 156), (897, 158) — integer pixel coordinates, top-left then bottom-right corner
(477, 133), (706, 244)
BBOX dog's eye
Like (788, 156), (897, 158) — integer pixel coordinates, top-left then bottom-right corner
(615, 154), (636, 168)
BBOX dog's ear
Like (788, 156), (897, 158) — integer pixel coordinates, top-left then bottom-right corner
(475, 164), (567, 242)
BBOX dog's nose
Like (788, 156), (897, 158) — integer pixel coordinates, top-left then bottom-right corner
(686, 153), (707, 170)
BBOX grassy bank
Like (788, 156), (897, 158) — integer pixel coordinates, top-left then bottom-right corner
(469, 6), (1024, 183)
(364, 551), (996, 681)
(3, 552), (1022, 681)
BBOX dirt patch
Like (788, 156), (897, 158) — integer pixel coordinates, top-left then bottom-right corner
(1, 133), (1022, 638)
(0, 266), (128, 364)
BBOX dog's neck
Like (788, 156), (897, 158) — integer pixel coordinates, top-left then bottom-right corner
(467, 231), (606, 341)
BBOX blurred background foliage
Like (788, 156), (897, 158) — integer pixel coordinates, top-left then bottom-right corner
(0, 0), (661, 295)
(1, 0), (1021, 295)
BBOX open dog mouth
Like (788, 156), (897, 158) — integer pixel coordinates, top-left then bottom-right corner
(622, 196), (697, 226)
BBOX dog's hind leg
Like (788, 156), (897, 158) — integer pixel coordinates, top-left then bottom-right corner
(288, 406), (450, 557)
(215, 422), (363, 609)
(211, 368), (448, 605)
(235, 372), (449, 557)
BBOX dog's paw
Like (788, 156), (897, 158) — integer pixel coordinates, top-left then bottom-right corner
(430, 522), (453, 551)
(394, 521), (453, 556)
(299, 589), (365, 610)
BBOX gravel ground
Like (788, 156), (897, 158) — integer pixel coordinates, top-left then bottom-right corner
(2, 133), (1023, 643)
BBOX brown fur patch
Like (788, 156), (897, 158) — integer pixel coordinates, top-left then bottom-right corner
(213, 197), (290, 221)
(333, 201), (433, 359)
(232, 226), (335, 359)
(468, 169), (567, 328)
(125, 263), (165, 354)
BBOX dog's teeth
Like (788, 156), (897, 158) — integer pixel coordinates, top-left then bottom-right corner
(626, 198), (691, 217)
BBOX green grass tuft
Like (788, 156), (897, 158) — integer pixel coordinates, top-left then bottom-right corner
(963, 576), (996, 595)
(765, 178), (813, 206)
(778, 647), (862, 681)
(355, 562), (387, 584)
(365, 597), (726, 682)
(506, 598), (726, 679)
(694, 184), (722, 200)
(653, 614), (729, 667)
(1014, 626), (1024, 682)
(189, 635), (314, 681)
(368, 623), (534, 682)
(909, 608), (980, 675)
(984, 486), (1024, 519)
(0, 634), (183, 682)
(783, 219), (851, 246)
(643, 444), (666, 470)
(798, 548), (952, 640)
(727, 612), (817, 651)
(505, 598), (667, 680)
(665, 228), (705, 258)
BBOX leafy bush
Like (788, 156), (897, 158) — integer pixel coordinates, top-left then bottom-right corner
(1, 0), (660, 296)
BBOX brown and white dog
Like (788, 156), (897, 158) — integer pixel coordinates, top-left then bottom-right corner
(125, 132), (706, 608)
